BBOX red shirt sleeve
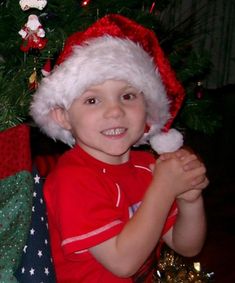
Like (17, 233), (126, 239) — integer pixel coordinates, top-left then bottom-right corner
(47, 166), (125, 258)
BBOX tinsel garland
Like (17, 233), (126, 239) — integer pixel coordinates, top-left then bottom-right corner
(153, 245), (214, 283)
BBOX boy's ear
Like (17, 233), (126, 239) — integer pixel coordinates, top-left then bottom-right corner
(50, 107), (72, 130)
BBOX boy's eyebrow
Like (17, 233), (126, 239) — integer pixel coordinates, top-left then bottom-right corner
(84, 83), (139, 93)
(121, 84), (140, 92)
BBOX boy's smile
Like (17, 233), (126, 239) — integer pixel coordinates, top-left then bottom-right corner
(62, 80), (147, 164)
(101, 127), (127, 138)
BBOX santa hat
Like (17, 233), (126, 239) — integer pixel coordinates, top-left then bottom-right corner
(30, 14), (185, 154)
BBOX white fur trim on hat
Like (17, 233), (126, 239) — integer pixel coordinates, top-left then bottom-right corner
(30, 36), (170, 146)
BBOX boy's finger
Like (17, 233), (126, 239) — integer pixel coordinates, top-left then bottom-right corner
(180, 154), (198, 166)
(175, 148), (189, 159)
(191, 177), (209, 189)
(158, 152), (175, 161)
(183, 160), (203, 171)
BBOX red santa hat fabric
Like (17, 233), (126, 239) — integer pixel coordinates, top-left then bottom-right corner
(30, 14), (185, 153)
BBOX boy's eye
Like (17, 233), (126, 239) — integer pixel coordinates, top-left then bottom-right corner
(84, 97), (99, 104)
(122, 93), (137, 100)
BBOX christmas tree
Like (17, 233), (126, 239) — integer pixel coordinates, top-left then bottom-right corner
(0, 0), (221, 133)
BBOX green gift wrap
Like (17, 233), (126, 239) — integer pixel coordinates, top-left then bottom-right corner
(0, 125), (33, 283)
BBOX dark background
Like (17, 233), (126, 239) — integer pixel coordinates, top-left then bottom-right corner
(186, 85), (235, 283)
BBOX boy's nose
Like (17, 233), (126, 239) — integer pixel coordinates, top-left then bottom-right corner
(104, 102), (125, 119)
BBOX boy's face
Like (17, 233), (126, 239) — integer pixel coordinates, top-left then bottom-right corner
(61, 80), (147, 164)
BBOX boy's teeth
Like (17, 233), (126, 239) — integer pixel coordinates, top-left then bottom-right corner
(103, 128), (125, 135)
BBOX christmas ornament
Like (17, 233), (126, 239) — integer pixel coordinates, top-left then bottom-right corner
(195, 81), (204, 100)
(41, 58), (51, 77)
(19, 0), (47, 11)
(29, 68), (38, 90)
(18, 14), (48, 52)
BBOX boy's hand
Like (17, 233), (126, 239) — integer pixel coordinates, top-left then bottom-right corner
(150, 148), (209, 200)
(177, 169), (209, 202)
(159, 148), (198, 170)
(150, 155), (204, 200)
(159, 147), (209, 190)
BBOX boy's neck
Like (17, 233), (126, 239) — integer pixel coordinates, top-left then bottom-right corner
(76, 143), (130, 165)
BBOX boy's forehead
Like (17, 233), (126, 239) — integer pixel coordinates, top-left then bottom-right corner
(82, 80), (141, 93)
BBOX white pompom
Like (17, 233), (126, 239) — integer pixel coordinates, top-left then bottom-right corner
(149, 128), (184, 154)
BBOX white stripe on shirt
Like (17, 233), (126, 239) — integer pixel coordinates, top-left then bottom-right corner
(62, 220), (122, 246)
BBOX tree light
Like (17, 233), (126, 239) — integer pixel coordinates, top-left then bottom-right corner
(81, 0), (90, 6)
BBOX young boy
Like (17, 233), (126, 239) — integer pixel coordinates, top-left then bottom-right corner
(30, 14), (209, 282)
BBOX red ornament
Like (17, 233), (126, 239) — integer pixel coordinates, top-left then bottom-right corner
(41, 58), (51, 76)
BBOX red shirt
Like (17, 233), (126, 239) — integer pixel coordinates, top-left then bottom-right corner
(44, 145), (177, 282)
